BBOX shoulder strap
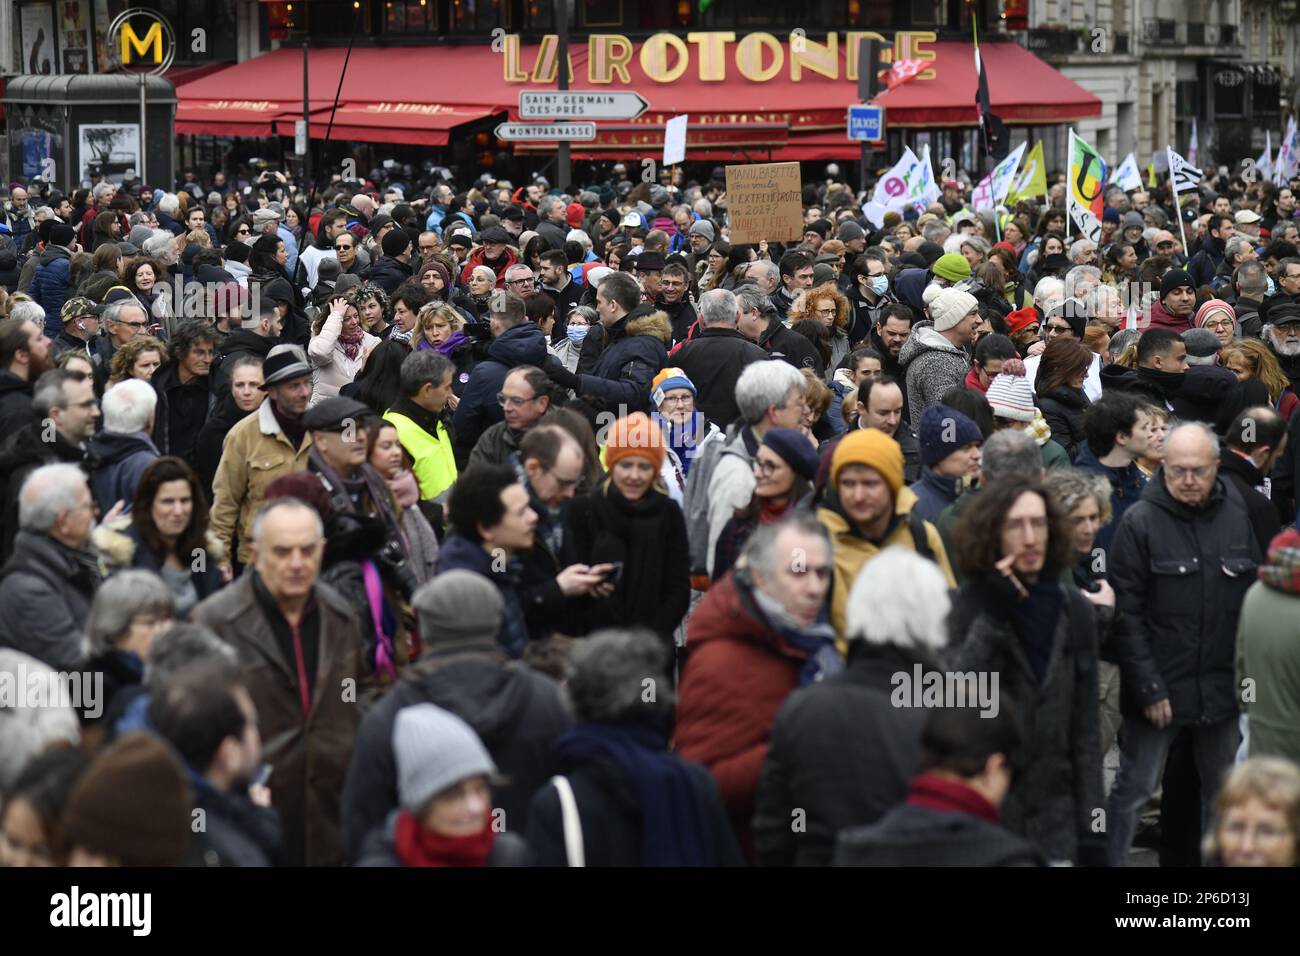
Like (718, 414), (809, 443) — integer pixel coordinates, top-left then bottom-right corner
(550, 775), (585, 868)
(908, 510), (935, 563)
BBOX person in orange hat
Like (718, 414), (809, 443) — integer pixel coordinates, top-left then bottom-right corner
(564, 413), (690, 650)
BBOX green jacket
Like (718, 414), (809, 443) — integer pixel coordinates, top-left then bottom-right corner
(1237, 579), (1300, 766)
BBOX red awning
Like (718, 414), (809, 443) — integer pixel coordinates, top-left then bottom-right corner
(173, 40), (1099, 148)
(174, 46), (504, 141)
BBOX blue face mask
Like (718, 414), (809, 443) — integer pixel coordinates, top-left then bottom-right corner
(870, 275), (890, 296)
(567, 324), (589, 343)
(1267, 276), (1277, 298)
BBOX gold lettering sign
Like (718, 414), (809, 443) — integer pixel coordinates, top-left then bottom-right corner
(506, 31), (937, 84)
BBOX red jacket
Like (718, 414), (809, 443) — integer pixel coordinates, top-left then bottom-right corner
(963, 366), (988, 393)
(675, 571), (808, 858)
(460, 245), (519, 288)
(1145, 298), (1193, 334)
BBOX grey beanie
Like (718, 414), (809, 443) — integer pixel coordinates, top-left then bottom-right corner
(688, 219), (715, 241)
(1121, 211), (1145, 232)
(393, 704), (498, 812)
(1181, 327), (1222, 360)
(129, 224), (155, 248)
(411, 569), (502, 646)
(836, 220), (866, 241)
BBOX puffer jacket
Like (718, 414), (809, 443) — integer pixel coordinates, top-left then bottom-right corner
(1109, 473), (1261, 725)
(30, 244), (72, 337)
(575, 310), (671, 414)
(452, 322), (549, 454)
(899, 321), (972, 422)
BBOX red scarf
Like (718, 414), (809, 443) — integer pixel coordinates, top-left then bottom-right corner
(393, 809), (495, 867)
(963, 366), (989, 394)
(758, 497), (795, 525)
(339, 326), (365, 361)
(905, 772), (1000, 824)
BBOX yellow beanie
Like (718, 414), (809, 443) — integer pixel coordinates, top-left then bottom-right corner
(830, 429), (905, 495)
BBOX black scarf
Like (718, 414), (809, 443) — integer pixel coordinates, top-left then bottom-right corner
(585, 478), (671, 637)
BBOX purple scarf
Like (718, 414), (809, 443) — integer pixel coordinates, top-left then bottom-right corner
(418, 329), (468, 356)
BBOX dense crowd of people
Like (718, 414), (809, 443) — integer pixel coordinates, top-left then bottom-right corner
(1, 158), (1299, 868)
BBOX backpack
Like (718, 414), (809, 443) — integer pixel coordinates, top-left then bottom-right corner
(682, 423), (747, 577)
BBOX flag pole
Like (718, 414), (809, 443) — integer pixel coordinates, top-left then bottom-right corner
(972, 12), (988, 178)
(1065, 131), (1072, 243)
(1168, 147), (1190, 255)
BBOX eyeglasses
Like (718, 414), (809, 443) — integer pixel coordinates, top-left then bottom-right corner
(497, 393), (539, 408)
(814, 307), (838, 318)
(236, 227), (251, 235)
(753, 458), (785, 477)
(660, 394), (693, 406)
(115, 319), (150, 330)
(1166, 464), (1215, 482)
(334, 243), (354, 251)
(1044, 322), (1074, 336)
(546, 469), (582, 490)
(1202, 318), (1235, 331)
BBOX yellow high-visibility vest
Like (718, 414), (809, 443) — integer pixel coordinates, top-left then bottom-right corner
(383, 411), (457, 501)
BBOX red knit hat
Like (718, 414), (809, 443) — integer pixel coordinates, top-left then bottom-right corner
(567, 202), (585, 228)
(1007, 305), (1040, 335)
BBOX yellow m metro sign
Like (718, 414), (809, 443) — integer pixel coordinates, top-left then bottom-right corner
(107, 10), (175, 73)
(120, 20), (163, 65)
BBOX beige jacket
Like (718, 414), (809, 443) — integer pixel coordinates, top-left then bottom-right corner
(209, 398), (313, 568)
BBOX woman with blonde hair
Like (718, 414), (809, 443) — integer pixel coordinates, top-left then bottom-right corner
(1222, 337), (1299, 420)
(108, 335), (166, 386)
(413, 301), (477, 400)
(1203, 757), (1300, 867)
(790, 282), (852, 378)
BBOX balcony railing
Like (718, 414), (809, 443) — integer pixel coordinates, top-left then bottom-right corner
(1143, 18), (1178, 45)
(1026, 27), (1080, 54)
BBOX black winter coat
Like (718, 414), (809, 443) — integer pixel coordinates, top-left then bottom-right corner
(0, 424), (87, 561)
(1035, 386), (1089, 461)
(834, 803), (1044, 866)
(1216, 448), (1282, 554)
(760, 314), (822, 373)
(211, 328), (275, 397)
(0, 369), (33, 437)
(1109, 473), (1261, 725)
(1170, 364), (1245, 433)
(339, 640), (571, 862)
(151, 362), (216, 465)
(364, 256), (413, 295)
(753, 642), (928, 867)
(947, 577), (1104, 865)
(452, 322), (549, 456)
(192, 777), (283, 866)
(672, 327), (768, 430)
(525, 752), (744, 866)
(575, 310), (671, 414)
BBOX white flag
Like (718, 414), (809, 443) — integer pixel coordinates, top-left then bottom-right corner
(862, 147), (936, 228)
(917, 144), (942, 208)
(1257, 130), (1273, 181)
(1167, 147), (1203, 194)
(1110, 152), (1143, 192)
(970, 141), (1027, 212)
(1276, 116), (1299, 185)
(1188, 118), (1199, 167)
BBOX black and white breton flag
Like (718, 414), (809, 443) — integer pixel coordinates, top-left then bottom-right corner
(1167, 147), (1203, 194)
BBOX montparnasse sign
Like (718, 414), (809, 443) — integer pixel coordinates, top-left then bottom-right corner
(107, 9), (176, 74)
(500, 31), (939, 85)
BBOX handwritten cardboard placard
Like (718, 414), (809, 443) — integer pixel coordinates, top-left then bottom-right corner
(725, 162), (804, 245)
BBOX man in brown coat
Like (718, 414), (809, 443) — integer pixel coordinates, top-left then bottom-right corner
(192, 497), (364, 866)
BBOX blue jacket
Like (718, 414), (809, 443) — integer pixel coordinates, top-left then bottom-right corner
(909, 468), (964, 525)
(435, 533), (530, 658)
(425, 204), (448, 233)
(87, 430), (159, 513)
(1073, 444), (1147, 555)
(30, 244), (72, 338)
(453, 322), (548, 452)
(576, 310), (671, 413)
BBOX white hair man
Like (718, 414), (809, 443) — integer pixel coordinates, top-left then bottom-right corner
(87, 378), (160, 513)
(0, 463), (100, 670)
(753, 546), (952, 865)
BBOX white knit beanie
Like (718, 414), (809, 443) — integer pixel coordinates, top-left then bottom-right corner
(985, 372), (1037, 422)
(928, 287), (979, 332)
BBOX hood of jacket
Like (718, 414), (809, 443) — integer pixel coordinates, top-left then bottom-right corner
(486, 321), (548, 367)
(37, 244), (71, 266)
(218, 328), (275, 359)
(898, 322), (966, 370)
(0, 422), (84, 477)
(1139, 463), (1228, 519)
(1147, 298), (1193, 331)
(87, 430), (158, 467)
(624, 309), (673, 345)
(1178, 363), (1237, 404)
(893, 268), (929, 312)
(406, 645), (551, 750)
